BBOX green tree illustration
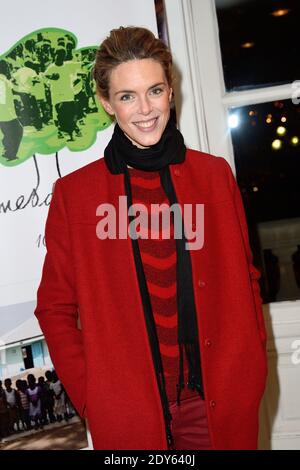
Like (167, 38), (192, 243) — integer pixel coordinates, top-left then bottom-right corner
(0, 28), (113, 173)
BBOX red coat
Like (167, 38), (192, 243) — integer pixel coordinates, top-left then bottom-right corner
(34, 149), (268, 449)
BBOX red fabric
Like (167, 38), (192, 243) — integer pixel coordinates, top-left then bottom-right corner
(129, 167), (198, 403)
(34, 149), (268, 450)
(169, 395), (212, 450)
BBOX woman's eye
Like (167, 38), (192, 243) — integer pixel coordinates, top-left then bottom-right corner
(120, 94), (133, 102)
(151, 87), (163, 96)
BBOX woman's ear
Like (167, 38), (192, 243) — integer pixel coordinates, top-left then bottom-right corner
(169, 88), (173, 102)
(98, 94), (114, 116)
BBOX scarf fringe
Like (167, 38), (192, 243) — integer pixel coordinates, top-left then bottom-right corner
(176, 342), (205, 406)
(176, 344), (185, 406)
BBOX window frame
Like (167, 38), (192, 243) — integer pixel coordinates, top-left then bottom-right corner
(164, 0), (296, 169)
(164, 0), (300, 310)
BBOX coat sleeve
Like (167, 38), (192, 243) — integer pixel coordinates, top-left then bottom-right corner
(34, 178), (86, 418)
(222, 158), (268, 349)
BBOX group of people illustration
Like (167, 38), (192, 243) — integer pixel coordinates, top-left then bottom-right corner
(0, 30), (99, 160)
(0, 369), (76, 440)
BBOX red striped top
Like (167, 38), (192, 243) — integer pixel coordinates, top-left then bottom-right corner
(129, 167), (198, 403)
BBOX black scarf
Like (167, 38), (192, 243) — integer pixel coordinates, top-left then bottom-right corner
(104, 118), (204, 446)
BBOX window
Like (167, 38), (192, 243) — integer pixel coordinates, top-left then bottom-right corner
(216, 0), (300, 91)
(229, 98), (300, 302)
(165, 0), (300, 303)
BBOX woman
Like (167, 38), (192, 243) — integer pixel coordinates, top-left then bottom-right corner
(35, 26), (268, 450)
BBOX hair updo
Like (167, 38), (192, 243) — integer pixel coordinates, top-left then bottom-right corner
(93, 26), (173, 99)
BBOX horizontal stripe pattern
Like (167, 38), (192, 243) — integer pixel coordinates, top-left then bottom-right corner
(129, 167), (197, 402)
(141, 251), (176, 270)
(130, 175), (161, 189)
(153, 312), (177, 328)
(143, 264), (176, 288)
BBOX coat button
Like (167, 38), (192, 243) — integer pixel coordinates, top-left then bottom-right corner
(198, 279), (206, 288)
(209, 400), (216, 408)
(204, 338), (212, 347)
(174, 168), (180, 177)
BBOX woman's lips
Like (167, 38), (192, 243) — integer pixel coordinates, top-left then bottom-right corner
(133, 117), (159, 132)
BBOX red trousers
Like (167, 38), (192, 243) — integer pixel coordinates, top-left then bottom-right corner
(168, 395), (213, 450)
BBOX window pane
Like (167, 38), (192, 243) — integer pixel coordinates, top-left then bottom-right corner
(229, 98), (300, 302)
(215, 0), (300, 91)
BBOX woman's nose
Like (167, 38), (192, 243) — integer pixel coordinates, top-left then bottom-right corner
(138, 96), (152, 115)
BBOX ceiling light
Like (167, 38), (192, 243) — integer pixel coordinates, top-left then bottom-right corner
(271, 9), (290, 17)
(228, 114), (239, 129)
(241, 42), (255, 49)
(272, 139), (283, 150)
(291, 136), (299, 146)
(277, 126), (286, 136)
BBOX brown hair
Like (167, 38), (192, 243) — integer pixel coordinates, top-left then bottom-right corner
(93, 26), (173, 99)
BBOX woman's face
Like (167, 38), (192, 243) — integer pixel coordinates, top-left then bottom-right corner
(100, 58), (172, 148)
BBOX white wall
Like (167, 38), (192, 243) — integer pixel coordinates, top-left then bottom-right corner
(1, 347), (24, 378)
